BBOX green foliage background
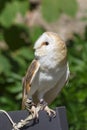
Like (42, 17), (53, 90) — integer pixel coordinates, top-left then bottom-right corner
(0, 0), (87, 130)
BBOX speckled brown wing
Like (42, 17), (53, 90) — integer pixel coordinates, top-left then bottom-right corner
(22, 59), (40, 109)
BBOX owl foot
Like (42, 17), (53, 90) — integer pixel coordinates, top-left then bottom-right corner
(39, 100), (56, 119)
(25, 99), (39, 120)
(44, 106), (56, 119)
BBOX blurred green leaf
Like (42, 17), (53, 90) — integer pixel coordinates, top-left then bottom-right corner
(16, 47), (34, 60)
(0, 1), (28, 27)
(62, 0), (78, 16)
(9, 72), (22, 80)
(12, 56), (27, 74)
(0, 96), (20, 110)
(29, 26), (44, 43)
(15, 93), (22, 100)
(0, 54), (11, 74)
(6, 82), (22, 93)
(4, 25), (29, 50)
(0, 30), (4, 40)
(42, 0), (61, 22)
(77, 90), (87, 103)
(42, 0), (78, 22)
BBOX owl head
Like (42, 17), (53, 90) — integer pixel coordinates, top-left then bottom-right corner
(34, 32), (67, 65)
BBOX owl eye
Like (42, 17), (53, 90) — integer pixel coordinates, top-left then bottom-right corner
(41, 42), (49, 47)
(42, 42), (49, 46)
(45, 42), (49, 45)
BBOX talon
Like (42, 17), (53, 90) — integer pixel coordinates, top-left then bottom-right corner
(44, 106), (56, 118)
(25, 99), (38, 119)
(34, 117), (39, 123)
(39, 99), (56, 118)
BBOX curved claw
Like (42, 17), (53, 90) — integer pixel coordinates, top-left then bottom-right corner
(44, 106), (56, 118)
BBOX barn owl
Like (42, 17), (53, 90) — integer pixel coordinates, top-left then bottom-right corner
(22, 32), (70, 118)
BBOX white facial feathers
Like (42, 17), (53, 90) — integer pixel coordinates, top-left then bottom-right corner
(34, 32), (65, 49)
(33, 31), (67, 60)
(34, 32), (51, 50)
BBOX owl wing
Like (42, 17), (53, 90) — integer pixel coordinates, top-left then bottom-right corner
(22, 59), (40, 109)
(44, 63), (70, 105)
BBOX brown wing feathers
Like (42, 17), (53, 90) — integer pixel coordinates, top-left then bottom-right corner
(22, 59), (40, 109)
